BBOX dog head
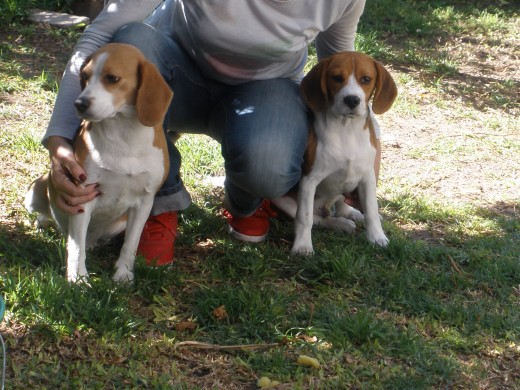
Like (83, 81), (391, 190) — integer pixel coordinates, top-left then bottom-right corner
(300, 52), (397, 117)
(75, 43), (173, 126)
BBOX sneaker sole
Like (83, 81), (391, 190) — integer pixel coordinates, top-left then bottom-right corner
(228, 225), (268, 243)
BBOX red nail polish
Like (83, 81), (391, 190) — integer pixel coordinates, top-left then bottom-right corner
(79, 174), (87, 182)
(78, 209), (84, 214)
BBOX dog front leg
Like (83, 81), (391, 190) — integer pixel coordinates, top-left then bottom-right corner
(112, 197), (154, 282)
(358, 176), (388, 247)
(67, 205), (93, 283)
(292, 176), (319, 255)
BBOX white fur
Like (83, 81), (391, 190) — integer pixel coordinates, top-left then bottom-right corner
(273, 74), (388, 255)
(77, 53), (120, 122)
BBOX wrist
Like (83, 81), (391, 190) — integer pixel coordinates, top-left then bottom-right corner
(46, 136), (72, 155)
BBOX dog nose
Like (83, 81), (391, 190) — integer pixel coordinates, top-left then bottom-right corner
(75, 97), (90, 113)
(343, 95), (360, 109)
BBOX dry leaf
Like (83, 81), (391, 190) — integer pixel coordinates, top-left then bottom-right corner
(212, 305), (227, 320)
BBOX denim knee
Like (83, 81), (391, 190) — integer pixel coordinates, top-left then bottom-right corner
(226, 147), (303, 200)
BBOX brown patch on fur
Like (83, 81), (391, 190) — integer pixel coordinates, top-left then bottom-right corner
(371, 60), (398, 114)
(153, 124), (170, 184)
(136, 60), (173, 127)
(302, 111), (317, 175)
(73, 122), (90, 173)
(365, 114), (378, 149)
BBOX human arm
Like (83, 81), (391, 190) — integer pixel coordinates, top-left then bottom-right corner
(314, 0), (366, 59)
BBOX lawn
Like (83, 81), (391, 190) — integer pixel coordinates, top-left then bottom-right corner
(0, 1), (519, 388)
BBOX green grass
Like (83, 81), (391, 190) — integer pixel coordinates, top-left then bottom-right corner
(1, 1), (520, 388)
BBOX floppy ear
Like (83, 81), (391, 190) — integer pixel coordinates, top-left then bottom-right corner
(136, 61), (174, 127)
(300, 57), (332, 112)
(371, 60), (397, 114)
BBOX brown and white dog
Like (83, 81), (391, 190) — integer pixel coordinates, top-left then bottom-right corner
(24, 43), (173, 282)
(273, 52), (397, 255)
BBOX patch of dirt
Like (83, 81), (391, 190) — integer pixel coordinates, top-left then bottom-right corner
(378, 30), (519, 216)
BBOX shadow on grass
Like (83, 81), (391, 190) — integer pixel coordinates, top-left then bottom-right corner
(1, 193), (518, 386)
(0, 24), (75, 94)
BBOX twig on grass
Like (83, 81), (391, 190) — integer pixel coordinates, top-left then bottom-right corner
(174, 341), (280, 352)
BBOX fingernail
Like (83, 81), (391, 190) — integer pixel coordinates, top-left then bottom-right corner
(79, 174), (87, 182)
(78, 209), (84, 214)
(95, 192), (102, 197)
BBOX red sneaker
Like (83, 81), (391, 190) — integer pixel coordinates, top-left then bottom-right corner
(137, 211), (177, 266)
(224, 200), (277, 243)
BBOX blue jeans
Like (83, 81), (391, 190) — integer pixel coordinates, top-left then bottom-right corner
(113, 23), (308, 216)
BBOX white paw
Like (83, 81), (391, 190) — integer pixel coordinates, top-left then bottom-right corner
(67, 272), (89, 284)
(367, 233), (389, 247)
(291, 244), (314, 256)
(349, 208), (365, 222)
(325, 217), (356, 233)
(112, 267), (134, 283)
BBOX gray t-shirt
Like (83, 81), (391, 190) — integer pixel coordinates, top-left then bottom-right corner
(44, 0), (366, 142)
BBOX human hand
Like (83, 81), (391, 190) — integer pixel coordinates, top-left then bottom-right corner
(47, 136), (99, 214)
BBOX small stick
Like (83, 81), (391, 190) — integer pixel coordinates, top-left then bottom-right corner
(174, 341), (280, 351)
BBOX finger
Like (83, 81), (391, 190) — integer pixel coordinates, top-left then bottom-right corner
(60, 186), (99, 206)
(63, 158), (87, 184)
(53, 171), (98, 197)
(56, 195), (84, 215)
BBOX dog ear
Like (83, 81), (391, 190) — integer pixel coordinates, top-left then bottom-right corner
(300, 57), (332, 112)
(371, 60), (397, 114)
(136, 61), (173, 127)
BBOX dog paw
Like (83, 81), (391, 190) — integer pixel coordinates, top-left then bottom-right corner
(321, 217), (356, 233)
(335, 202), (364, 222)
(335, 217), (357, 233)
(349, 208), (365, 222)
(67, 273), (90, 285)
(291, 245), (314, 256)
(367, 233), (389, 247)
(112, 267), (134, 283)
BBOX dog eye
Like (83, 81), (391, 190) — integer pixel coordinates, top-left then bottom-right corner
(331, 74), (344, 83)
(105, 74), (120, 84)
(361, 76), (371, 84)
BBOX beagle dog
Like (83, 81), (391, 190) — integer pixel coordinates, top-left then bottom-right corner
(273, 52), (397, 255)
(24, 43), (173, 282)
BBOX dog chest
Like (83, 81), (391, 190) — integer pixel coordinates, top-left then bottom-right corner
(311, 115), (376, 196)
(80, 122), (166, 212)
(316, 163), (366, 196)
